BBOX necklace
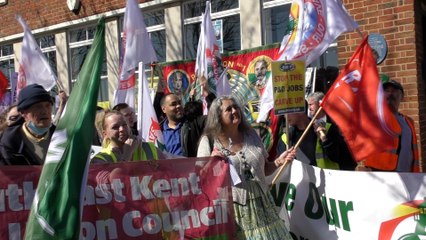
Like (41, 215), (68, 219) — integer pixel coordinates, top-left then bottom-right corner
(218, 137), (253, 181)
(218, 137), (236, 156)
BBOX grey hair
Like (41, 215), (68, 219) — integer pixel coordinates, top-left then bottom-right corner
(307, 92), (324, 103)
(202, 95), (252, 138)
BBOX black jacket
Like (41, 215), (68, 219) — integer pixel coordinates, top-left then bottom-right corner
(181, 115), (206, 157)
(277, 123), (345, 168)
(0, 117), (55, 165)
(160, 115), (206, 158)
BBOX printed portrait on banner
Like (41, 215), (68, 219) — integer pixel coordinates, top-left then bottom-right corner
(247, 56), (272, 94)
(159, 45), (280, 154)
(167, 69), (190, 100)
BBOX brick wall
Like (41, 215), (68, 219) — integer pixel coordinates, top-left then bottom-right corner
(0, 0), (152, 38)
(340, 0), (426, 170)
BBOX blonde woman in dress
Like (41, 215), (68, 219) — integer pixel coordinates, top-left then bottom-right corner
(197, 96), (295, 239)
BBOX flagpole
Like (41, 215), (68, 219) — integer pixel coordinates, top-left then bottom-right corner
(312, 67), (317, 95)
(270, 106), (324, 186)
(285, 113), (290, 149)
(55, 78), (64, 92)
(137, 61), (144, 138)
(150, 62), (155, 89)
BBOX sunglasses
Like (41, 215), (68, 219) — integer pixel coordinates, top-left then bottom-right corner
(8, 115), (19, 122)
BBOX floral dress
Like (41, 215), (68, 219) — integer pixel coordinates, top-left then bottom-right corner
(197, 130), (292, 240)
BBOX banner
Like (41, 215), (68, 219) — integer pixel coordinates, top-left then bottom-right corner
(3, 158), (426, 239)
(0, 158), (234, 240)
(269, 161), (426, 240)
(158, 45), (280, 151)
(160, 60), (195, 104)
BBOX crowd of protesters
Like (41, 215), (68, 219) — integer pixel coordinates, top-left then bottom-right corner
(0, 73), (419, 239)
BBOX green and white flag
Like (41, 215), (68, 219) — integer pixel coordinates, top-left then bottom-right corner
(24, 18), (105, 239)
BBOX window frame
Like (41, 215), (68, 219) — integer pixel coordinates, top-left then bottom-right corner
(183, 1), (241, 59)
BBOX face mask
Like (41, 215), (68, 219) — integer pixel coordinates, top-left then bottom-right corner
(27, 121), (51, 136)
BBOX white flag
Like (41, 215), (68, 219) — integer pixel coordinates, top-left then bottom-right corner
(216, 67), (232, 96)
(17, 15), (56, 94)
(194, 1), (231, 105)
(137, 62), (164, 149)
(257, 0), (358, 122)
(114, 0), (157, 108)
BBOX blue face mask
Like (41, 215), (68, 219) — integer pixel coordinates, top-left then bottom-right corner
(27, 121), (51, 136)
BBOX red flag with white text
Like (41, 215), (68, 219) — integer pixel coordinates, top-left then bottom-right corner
(320, 37), (401, 161)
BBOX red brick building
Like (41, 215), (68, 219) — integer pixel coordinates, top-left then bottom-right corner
(341, 0), (426, 169)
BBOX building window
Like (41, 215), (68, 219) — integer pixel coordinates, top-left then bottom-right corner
(68, 25), (108, 101)
(309, 45), (338, 68)
(263, 1), (291, 45)
(211, 0), (238, 13)
(0, 44), (14, 83)
(36, 34), (57, 76)
(145, 9), (166, 63)
(150, 30), (166, 62)
(119, 9), (166, 63)
(118, 9), (166, 95)
(184, 0), (238, 18)
(183, 0), (241, 59)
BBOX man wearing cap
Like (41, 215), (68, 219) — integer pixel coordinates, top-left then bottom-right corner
(357, 80), (420, 172)
(0, 84), (55, 165)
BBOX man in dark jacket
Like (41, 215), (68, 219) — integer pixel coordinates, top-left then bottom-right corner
(160, 93), (206, 157)
(0, 84), (55, 165)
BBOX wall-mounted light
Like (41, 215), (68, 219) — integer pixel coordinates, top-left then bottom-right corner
(0, 0), (8, 7)
(67, 0), (80, 11)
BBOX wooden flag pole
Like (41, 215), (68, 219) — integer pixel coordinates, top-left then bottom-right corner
(270, 106), (324, 186)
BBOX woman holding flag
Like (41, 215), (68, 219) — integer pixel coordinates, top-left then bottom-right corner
(197, 95), (295, 239)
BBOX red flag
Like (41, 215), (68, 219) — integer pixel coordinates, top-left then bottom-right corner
(0, 71), (8, 101)
(320, 37), (401, 161)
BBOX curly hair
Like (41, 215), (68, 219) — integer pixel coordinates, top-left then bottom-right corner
(202, 95), (252, 139)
